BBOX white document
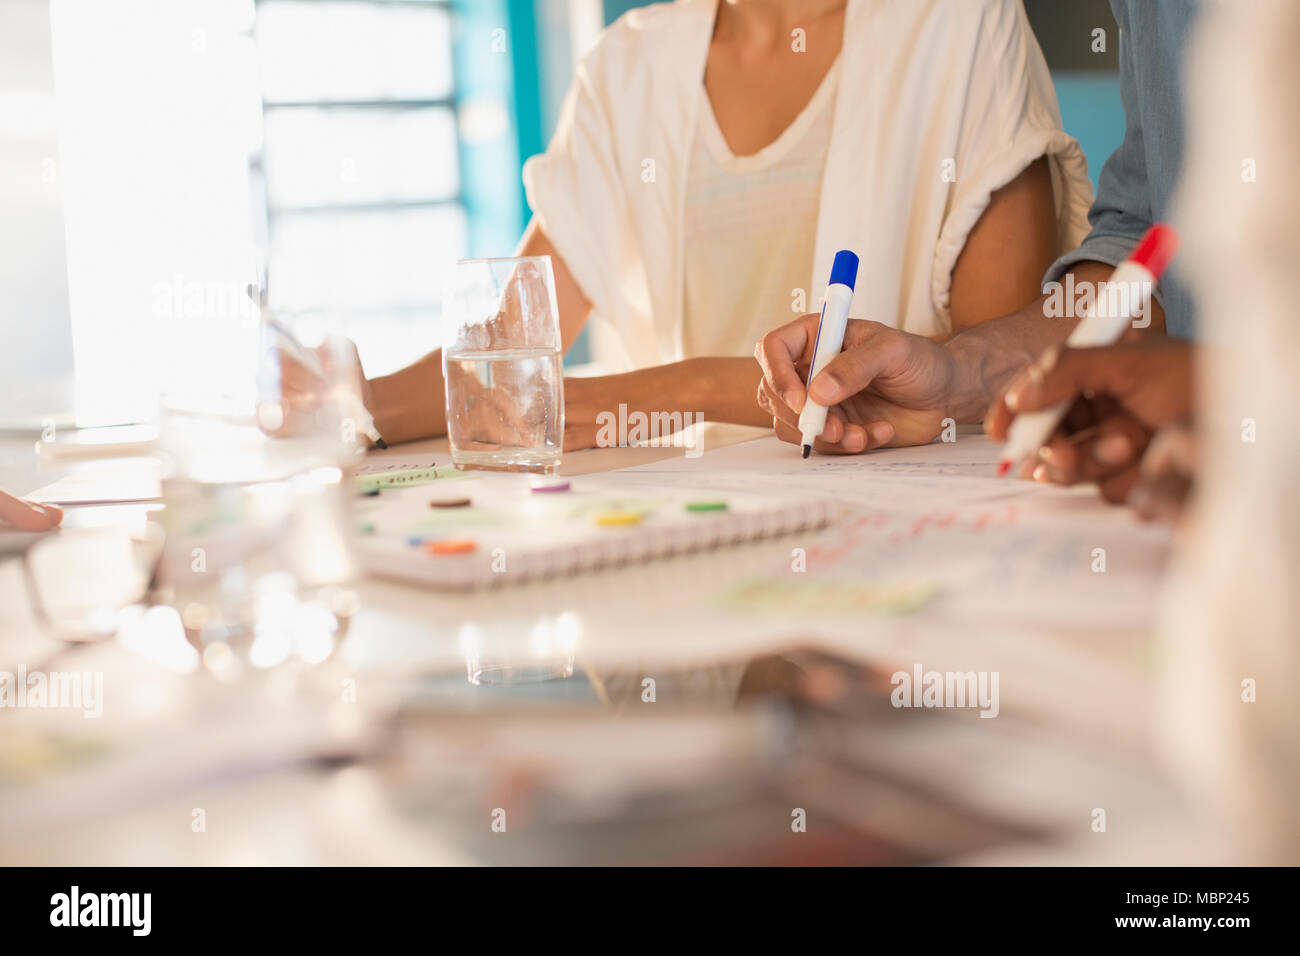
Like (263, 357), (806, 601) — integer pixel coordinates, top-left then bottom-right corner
(616, 433), (1173, 656)
(25, 457), (161, 506)
(623, 433), (1043, 506)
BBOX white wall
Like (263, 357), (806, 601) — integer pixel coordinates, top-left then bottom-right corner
(0, 0), (75, 428)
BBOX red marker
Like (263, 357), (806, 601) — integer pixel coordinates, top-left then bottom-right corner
(998, 224), (1180, 475)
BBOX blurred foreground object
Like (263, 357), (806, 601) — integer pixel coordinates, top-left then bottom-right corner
(154, 287), (361, 676)
(1160, 0), (1300, 863)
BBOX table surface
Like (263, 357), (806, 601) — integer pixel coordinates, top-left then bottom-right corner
(0, 424), (1223, 865)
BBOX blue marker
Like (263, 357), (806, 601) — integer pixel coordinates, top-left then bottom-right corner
(798, 250), (859, 458)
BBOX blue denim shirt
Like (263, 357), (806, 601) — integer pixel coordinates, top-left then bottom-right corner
(1044, 0), (1202, 339)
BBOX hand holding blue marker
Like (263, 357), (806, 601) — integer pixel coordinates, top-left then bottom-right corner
(798, 250), (859, 458)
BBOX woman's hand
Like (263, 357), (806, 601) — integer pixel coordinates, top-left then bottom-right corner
(258, 335), (374, 440)
(0, 490), (63, 531)
(444, 358), (552, 452)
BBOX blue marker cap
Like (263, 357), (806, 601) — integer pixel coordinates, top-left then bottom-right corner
(829, 249), (859, 291)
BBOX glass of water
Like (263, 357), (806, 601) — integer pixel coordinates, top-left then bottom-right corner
(443, 256), (564, 473)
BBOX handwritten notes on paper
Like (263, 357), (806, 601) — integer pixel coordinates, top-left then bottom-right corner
(621, 435), (1173, 633)
(621, 434), (1024, 507)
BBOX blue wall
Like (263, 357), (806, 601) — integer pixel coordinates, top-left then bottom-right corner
(452, 0), (523, 258)
(1052, 72), (1124, 191)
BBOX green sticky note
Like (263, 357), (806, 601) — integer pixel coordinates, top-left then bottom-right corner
(685, 501), (727, 513)
(722, 578), (938, 616)
(353, 465), (470, 494)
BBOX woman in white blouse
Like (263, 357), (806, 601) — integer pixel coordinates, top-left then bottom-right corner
(362, 0), (1093, 449)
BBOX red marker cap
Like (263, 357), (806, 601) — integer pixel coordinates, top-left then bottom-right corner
(1128, 224), (1180, 280)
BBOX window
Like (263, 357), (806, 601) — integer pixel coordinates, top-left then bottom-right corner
(36, 0), (568, 427)
(48, 0), (262, 426)
(255, 0), (466, 376)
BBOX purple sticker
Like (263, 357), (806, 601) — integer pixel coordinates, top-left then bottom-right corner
(530, 480), (571, 493)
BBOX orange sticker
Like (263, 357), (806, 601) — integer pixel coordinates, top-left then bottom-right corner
(425, 539), (477, 555)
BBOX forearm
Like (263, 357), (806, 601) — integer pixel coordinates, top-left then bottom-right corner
(367, 349), (448, 443)
(943, 261), (1125, 422)
(686, 356), (770, 425)
(942, 299), (1067, 422)
(568, 357), (769, 432)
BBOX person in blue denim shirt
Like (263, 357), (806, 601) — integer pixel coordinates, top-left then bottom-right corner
(758, 0), (1204, 460)
(1046, 0), (1200, 340)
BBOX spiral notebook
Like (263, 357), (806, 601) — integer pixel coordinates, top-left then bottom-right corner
(353, 472), (838, 590)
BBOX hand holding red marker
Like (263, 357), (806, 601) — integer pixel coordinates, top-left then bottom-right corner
(996, 224), (1180, 475)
